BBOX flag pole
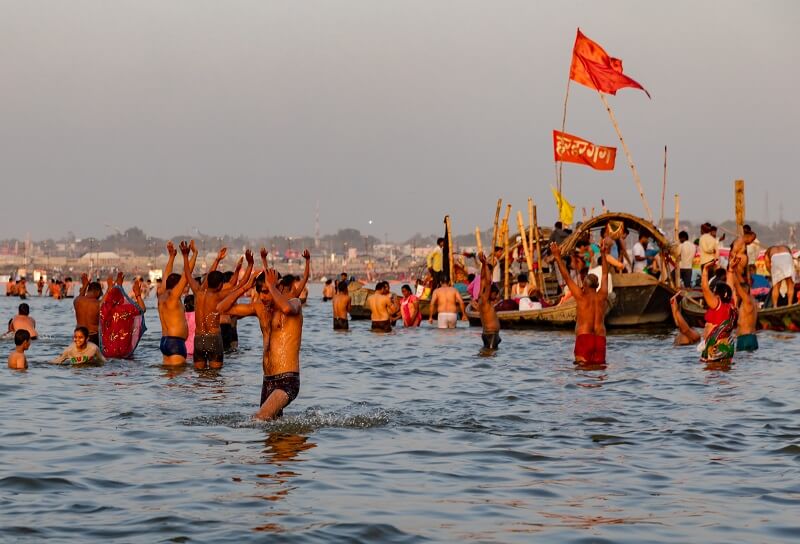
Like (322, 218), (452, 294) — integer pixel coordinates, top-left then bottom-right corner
(556, 78), (572, 221)
(491, 198), (502, 253)
(597, 92), (654, 223)
(660, 145), (667, 230)
(673, 193), (680, 287)
(445, 215), (455, 284)
(532, 204), (545, 296)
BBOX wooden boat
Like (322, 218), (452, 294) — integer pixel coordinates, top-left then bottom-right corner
(465, 299), (578, 329)
(348, 284), (470, 320)
(558, 212), (678, 327)
(680, 296), (800, 332)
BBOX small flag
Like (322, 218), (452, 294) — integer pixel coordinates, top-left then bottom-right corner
(551, 186), (575, 226)
(553, 130), (617, 171)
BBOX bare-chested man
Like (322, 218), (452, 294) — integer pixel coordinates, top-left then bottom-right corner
(551, 241), (609, 365)
(7, 303), (39, 340)
(184, 246), (253, 370)
(157, 241), (197, 365)
(728, 226), (757, 287)
(217, 267), (304, 420)
(729, 255), (758, 352)
(367, 281), (398, 332)
(74, 273), (103, 345)
(478, 252), (501, 352)
(37, 277), (45, 297)
(332, 280), (351, 330)
(322, 279), (335, 301)
(765, 245), (795, 307)
(428, 279), (467, 328)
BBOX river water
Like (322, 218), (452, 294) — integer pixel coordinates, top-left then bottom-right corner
(1, 285), (799, 543)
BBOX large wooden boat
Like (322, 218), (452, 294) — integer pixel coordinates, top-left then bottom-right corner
(680, 296), (800, 332)
(558, 212), (678, 327)
(465, 299), (578, 329)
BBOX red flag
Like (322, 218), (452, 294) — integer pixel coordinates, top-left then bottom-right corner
(553, 130), (617, 171)
(569, 29), (650, 98)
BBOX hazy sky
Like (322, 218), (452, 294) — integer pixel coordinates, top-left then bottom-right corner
(1, 1), (797, 241)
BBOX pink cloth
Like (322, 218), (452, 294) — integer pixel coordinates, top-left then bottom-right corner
(185, 312), (196, 356)
(401, 295), (422, 327)
(468, 274), (481, 300)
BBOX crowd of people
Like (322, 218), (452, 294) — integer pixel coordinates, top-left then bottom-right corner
(5, 223), (799, 414)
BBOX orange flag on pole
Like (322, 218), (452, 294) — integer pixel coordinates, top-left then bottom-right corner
(553, 130), (617, 171)
(569, 29), (650, 98)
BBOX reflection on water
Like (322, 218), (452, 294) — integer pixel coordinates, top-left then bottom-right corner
(1, 290), (799, 542)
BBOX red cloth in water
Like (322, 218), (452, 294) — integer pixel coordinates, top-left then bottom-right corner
(574, 333), (607, 364)
(704, 301), (733, 326)
(99, 286), (146, 358)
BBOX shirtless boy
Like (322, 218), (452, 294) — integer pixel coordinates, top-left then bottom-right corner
(332, 280), (351, 330)
(157, 241), (196, 365)
(217, 268), (304, 420)
(478, 252), (501, 352)
(8, 330), (31, 369)
(8, 303), (39, 340)
(428, 279), (467, 328)
(184, 246), (253, 370)
(368, 281), (398, 332)
(74, 273), (103, 345)
(551, 241), (609, 365)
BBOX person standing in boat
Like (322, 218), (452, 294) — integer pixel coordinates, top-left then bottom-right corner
(632, 234), (649, 273)
(678, 231), (696, 288)
(550, 241), (610, 365)
(698, 223), (719, 272)
(426, 238), (445, 290)
(765, 245), (795, 308)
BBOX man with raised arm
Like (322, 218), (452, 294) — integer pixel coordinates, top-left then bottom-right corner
(728, 255), (758, 352)
(478, 252), (501, 352)
(157, 241), (196, 365)
(217, 264), (304, 420)
(74, 272), (103, 346)
(183, 245), (253, 370)
(550, 241), (609, 365)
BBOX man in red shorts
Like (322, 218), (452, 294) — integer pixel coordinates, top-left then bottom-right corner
(550, 239), (610, 365)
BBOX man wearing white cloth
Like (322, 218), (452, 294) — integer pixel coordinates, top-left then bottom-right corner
(765, 245), (795, 307)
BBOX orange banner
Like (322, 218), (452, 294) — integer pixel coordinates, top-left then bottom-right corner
(553, 130), (617, 171)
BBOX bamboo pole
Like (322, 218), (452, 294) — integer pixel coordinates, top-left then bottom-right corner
(532, 204), (545, 296)
(556, 79), (572, 220)
(491, 198), (502, 251)
(598, 93), (654, 222)
(445, 215), (455, 284)
(735, 179), (745, 236)
(674, 193), (681, 288)
(503, 220), (510, 300)
(516, 211), (535, 289)
(474, 227), (483, 256)
(527, 198), (534, 260)
(502, 204), (512, 234)
(660, 145), (668, 230)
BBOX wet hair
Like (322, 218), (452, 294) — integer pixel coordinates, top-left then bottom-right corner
(279, 275), (295, 289)
(712, 282), (733, 303)
(74, 326), (89, 338)
(254, 271), (267, 293)
(18, 303), (30, 316)
(714, 269), (727, 281)
(325, 279), (332, 285)
(207, 271), (224, 289)
(401, 284), (412, 294)
(517, 273), (528, 283)
(183, 294), (195, 312)
(87, 282), (102, 296)
(585, 275), (599, 289)
(165, 273), (182, 290)
(437, 237), (445, 245)
(337, 281), (348, 293)
(467, 273), (475, 282)
(679, 231), (689, 242)
(222, 270), (235, 283)
(14, 329), (30, 346)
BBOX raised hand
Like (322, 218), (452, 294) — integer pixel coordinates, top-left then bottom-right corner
(302, 249), (311, 261)
(179, 240), (190, 256)
(167, 241), (177, 257)
(106, 275), (114, 291)
(549, 242), (561, 259)
(265, 268), (279, 287)
(81, 272), (89, 286)
(217, 247), (228, 261)
(132, 278), (142, 297)
(116, 272), (124, 286)
(245, 249), (254, 265)
(189, 240), (197, 254)
(478, 251), (487, 265)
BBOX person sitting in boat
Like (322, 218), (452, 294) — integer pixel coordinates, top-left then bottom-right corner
(699, 260), (738, 363)
(511, 273), (533, 301)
